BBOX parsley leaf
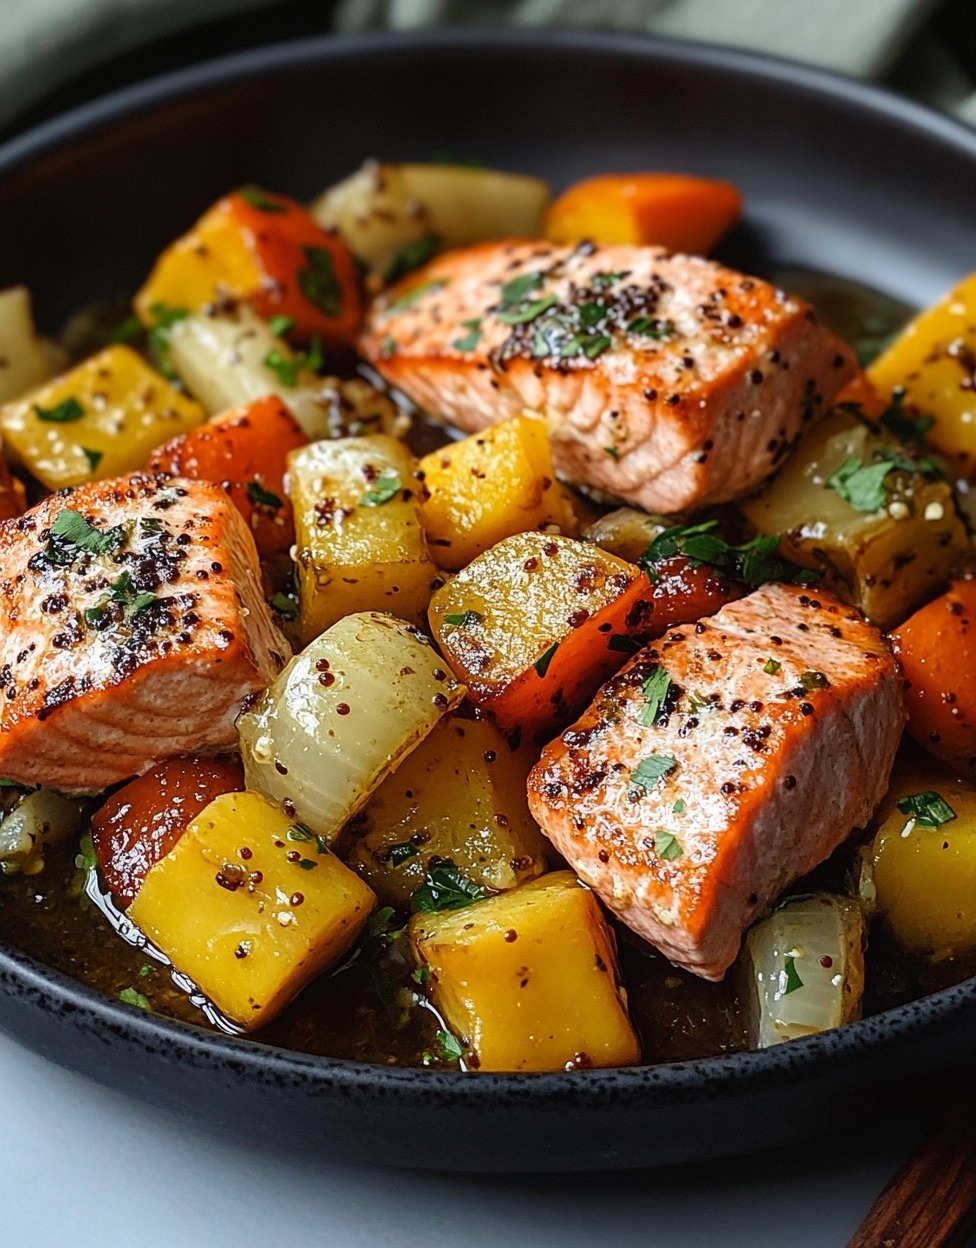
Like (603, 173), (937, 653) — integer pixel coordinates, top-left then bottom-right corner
(897, 790), (957, 828)
(799, 670), (829, 692)
(422, 1028), (465, 1064)
(783, 955), (804, 995)
(880, 393), (934, 444)
(263, 347), (301, 387)
(763, 658), (781, 675)
(654, 830), (683, 861)
(630, 754), (678, 793)
(496, 293), (559, 325)
(604, 445), (620, 460)
(641, 520), (816, 589)
(360, 473), (401, 507)
(826, 456), (894, 513)
(499, 272), (543, 307)
(45, 509), (124, 564)
(387, 842), (419, 867)
(270, 592), (299, 620)
(109, 315), (143, 345)
(74, 832), (97, 872)
(298, 246), (343, 317)
(534, 641), (559, 678)
(35, 396), (85, 424)
(268, 314), (295, 337)
(246, 481), (283, 509)
(627, 316), (672, 339)
(559, 331), (612, 360)
(672, 798), (686, 815)
(640, 666), (672, 727)
(386, 234), (441, 283)
(443, 610), (482, 627)
(452, 317), (482, 352)
(146, 302), (189, 379)
(238, 186), (286, 213)
(81, 447), (103, 472)
(411, 966), (430, 986)
(119, 987), (150, 1011)
(411, 860), (490, 913)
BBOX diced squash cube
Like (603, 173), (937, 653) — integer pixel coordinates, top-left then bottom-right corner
(346, 714), (547, 907)
(418, 414), (575, 570)
(0, 345), (204, 489)
(869, 271), (976, 476)
(311, 162), (550, 279)
(148, 396), (308, 559)
(289, 435), (436, 642)
(129, 790), (375, 1029)
(135, 188), (363, 347)
(0, 287), (50, 404)
(428, 532), (652, 740)
(543, 173), (741, 254)
(739, 406), (969, 629)
(238, 612), (465, 842)
(869, 777), (976, 961)
(410, 871), (640, 1072)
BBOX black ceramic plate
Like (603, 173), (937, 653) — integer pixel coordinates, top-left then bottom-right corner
(1, 30), (975, 1173)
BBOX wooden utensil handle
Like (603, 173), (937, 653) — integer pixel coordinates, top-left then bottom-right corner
(847, 1103), (976, 1248)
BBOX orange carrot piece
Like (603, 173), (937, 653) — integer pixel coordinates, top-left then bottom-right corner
(147, 395), (308, 559)
(544, 173), (742, 255)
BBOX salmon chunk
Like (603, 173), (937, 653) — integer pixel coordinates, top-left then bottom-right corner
(360, 241), (857, 513)
(0, 475), (289, 793)
(527, 584), (903, 980)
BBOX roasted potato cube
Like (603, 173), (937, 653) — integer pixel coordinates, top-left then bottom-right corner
(129, 790), (375, 1029)
(0, 286), (50, 404)
(739, 406), (969, 629)
(238, 612), (465, 842)
(346, 714), (547, 907)
(582, 506), (669, 564)
(311, 163), (550, 279)
(869, 777), (976, 961)
(868, 271), (976, 476)
(289, 435), (436, 641)
(410, 871), (640, 1072)
(0, 345), (204, 489)
(135, 188), (363, 347)
(428, 532), (652, 739)
(418, 414), (575, 569)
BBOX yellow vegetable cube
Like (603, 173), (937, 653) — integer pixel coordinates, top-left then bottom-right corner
(289, 435), (437, 643)
(0, 345), (204, 489)
(346, 714), (547, 907)
(129, 790), (375, 1029)
(869, 778), (976, 961)
(418, 414), (575, 569)
(410, 871), (640, 1072)
(869, 271), (976, 475)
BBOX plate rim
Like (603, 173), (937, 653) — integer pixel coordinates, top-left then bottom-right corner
(1, 25), (975, 1102)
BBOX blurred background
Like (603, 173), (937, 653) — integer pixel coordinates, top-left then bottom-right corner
(2, 0), (975, 141)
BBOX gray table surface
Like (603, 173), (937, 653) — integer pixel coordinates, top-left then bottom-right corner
(0, 1025), (956, 1248)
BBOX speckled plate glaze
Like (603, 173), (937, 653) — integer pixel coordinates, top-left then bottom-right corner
(1, 30), (975, 1172)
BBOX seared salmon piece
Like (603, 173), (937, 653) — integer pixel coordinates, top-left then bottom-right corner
(360, 241), (857, 513)
(0, 475), (289, 793)
(527, 584), (903, 980)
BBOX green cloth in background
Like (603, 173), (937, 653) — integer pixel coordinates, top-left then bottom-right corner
(1, 0), (974, 132)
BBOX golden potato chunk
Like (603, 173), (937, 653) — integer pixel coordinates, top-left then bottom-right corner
(0, 345), (204, 489)
(129, 790), (376, 1029)
(289, 435), (437, 642)
(869, 270), (976, 476)
(346, 714), (547, 907)
(410, 871), (640, 1072)
(740, 406), (969, 629)
(418, 414), (575, 570)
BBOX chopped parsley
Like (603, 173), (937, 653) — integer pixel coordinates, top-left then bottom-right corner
(411, 965), (431, 986)
(411, 861), (490, 913)
(826, 456), (896, 513)
(641, 520), (818, 588)
(443, 610), (482, 627)
(286, 822), (329, 854)
(640, 666), (673, 727)
(262, 347), (301, 387)
(423, 1028), (464, 1065)
(0, 779), (21, 789)
(246, 481), (284, 509)
(558, 331), (612, 360)
(799, 670), (829, 692)
(35, 397), (85, 423)
(297, 858), (318, 870)
(672, 798), (686, 815)
(879, 393), (934, 444)
(604, 445), (620, 460)
(386, 234), (441, 283)
(139, 964), (153, 978)
(367, 905), (398, 940)
(81, 447), (103, 472)
(131, 592), (157, 616)
(783, 955), (804, 995)
(146, 302), (189, 379)
(360, 472), (402, 507)
(590, 271), (628, 288)
(630, 754), (678, 794)
(452, 317), (482, 352)
(238, 186), (286, 213)
(268, 314), (295, 337)
(119, 987), (150, 1011)
(496, 293), (559, 325)
(897, 790), (957, 828)
(627, 316), (672, 339)
(534, 641), (559, 678)
(74, 833), (97, 872)
(109, 315), (143, 344)
(298, 246), (343, 317)
(763, 658), (781, 675)
(271, 592), (299, 620)
(498, 272), (543, 307)
(387, 842), (419, 867)
(45, 509), (124, 565)
(654, 831), (683, 861)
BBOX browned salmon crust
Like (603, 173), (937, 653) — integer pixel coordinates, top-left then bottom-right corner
(0, 474), (289, 793)
(527, 584), (903, 980)
(360, 241), (857, 513)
